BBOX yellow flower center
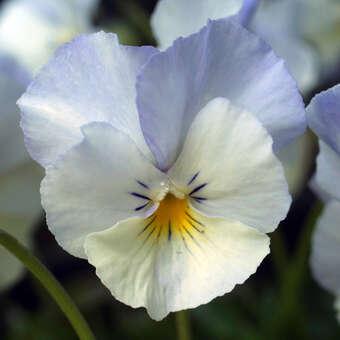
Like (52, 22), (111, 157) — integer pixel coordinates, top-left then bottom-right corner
(139, 194), (205, 243)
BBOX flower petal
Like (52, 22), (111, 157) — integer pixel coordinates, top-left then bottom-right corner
(85, 208), (269, 321)
(314, 141), (340, 202)
(41, 122), (167, 258)
(311, 201), (340, 295)
(18, 32), (158, 167)
(137, 19), (306, 169)
(168, 97), (291, 233)
(248, 0), (319, 93)
(151, 0), (244, 50)
(307, 84), (340, 155)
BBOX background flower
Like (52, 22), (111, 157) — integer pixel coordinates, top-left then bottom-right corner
(308, 84), (340, 323)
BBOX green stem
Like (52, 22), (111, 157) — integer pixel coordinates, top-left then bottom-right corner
(0, 229), (96, 340)
(175, 310), (192, 340)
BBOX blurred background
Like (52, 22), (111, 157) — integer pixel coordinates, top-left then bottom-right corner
(0, 0), (340, 339)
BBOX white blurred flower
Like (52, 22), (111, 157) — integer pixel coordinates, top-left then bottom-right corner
(0, 55), (43, 289)
(0, 0), (98, 288)
(0, 0), (98, 74)
(308, 84), (340, 323)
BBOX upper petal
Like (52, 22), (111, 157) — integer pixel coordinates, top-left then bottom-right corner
(137, 19), (306, 169)
(310, 201), (340, 296)
(18, 32), (158, 167)
(307, 84), (340, 155)
(41, 122), (167, 258)
(168, 97), (291, 233)
(151, 0), (244, 50)
(85, 206), (269, 320)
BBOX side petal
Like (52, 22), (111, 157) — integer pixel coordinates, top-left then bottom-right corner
(137, 19), (306, 169)
(310, 201), (340, 296)
(314, 141), (340, 202)
(307, 84), (340, 155)
(41, 122), (167, 258)
(151, 0), (244, 50)
(18, 32), (158, 167)
(168, 97), (291, 233)
(85, 208), (269, 321)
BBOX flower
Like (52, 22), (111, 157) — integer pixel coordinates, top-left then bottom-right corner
(0, 0), (98, 75)
(0, 55), (43, 289)
(18, 19), (305, 320)
(308, 84), (340, 323)
(151, 0), (312, 196)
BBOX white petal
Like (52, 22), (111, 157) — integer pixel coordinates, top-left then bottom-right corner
(41, 122), (166, 258)
(310, 201), (340, 295)
(169, 97), (291, 233)
(18, 32), (157, 167)
(315, 141), (340, 202)
(85, 206), (269, 321)
(151, 0), (243, 50)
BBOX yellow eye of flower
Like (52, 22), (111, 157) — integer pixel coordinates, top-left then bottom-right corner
(139, 194), (205, 243)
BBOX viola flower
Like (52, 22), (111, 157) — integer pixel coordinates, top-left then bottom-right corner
(308, 85), (340, 323)
(151, 0), (312, 197)
(0, 55), (42, 289)
(0, 0), (98, 74)
(18, 19), (305, 320)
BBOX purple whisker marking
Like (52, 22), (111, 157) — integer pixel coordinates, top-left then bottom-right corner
(188, 171), (200, 185)
(192, 196), (207, 203)
(130, 192), (150, 200)
(189, 183), (207, 196)
(135, 203), (149, 211)
(137, 180), (149, 189)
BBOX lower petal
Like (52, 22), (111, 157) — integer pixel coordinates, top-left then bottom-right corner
(85, 205), (269, 321)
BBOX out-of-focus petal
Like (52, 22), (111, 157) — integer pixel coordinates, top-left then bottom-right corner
(41, 122), (167, 258)
(137, 19), (305, 169)
(0, 55), (30, 174)
(85, 207), (269, 320)
(0, 0), (98, 73)
(168, 97), (290, 233)
(311, 201), (340, 295)
(18, 32), (158, 168)
(314, 141), (340, 202)
(307, 84), (340, 155)
(151, 0), (243, 50)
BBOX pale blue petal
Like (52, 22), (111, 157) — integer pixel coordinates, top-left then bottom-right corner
(307, 84), (340, 155)
(137, 19), (306, 169)
(311, 200), (340, 295)
(18, 32), (158, 168)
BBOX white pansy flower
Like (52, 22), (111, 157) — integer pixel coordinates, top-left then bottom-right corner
(308, 84), (340, 323)
(18, 19), (306, 320)
(0, 0), (98, 74)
